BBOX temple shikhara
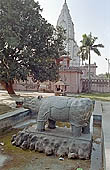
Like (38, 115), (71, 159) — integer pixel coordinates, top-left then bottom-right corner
(57, 0), (80, 67)
(0, 1), (109, 93)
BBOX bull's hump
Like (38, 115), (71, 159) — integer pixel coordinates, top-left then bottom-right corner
(48, 96), (70, 109)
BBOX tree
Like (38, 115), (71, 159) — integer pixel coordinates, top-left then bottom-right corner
(98, 73), (108, 79)
(30, 26), (66, 83)
(0, 0), (66, 94)
(78, 33), (104, 92)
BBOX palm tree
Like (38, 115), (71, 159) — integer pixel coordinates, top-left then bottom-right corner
(79, 33), (104, 92)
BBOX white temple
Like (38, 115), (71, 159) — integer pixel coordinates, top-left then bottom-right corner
(57, 0), (80, 67)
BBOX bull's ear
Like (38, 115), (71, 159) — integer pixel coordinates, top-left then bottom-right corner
(37, 96), (40, 100)
(38, 96), (43, 100)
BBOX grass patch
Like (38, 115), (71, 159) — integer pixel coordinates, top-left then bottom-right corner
(0, 129), (39, 169)
(78, 93), (110, 101)
(0, 129), (32, 154)
(0, 104), (14, 115)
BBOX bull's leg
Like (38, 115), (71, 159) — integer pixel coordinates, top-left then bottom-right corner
(37, 120), (45, 132)
(71, 125), (81, 137)
(82, 122), (90, 134)
(48, 119), (56, 129)
(36, 108), (49, 131)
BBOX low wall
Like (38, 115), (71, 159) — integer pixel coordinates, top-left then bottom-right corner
(93, 115), (102, 126)
(82, 79), (110, 93)
(0, 108), (31, 133)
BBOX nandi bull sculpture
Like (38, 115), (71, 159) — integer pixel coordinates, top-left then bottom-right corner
(24, 96), (94, 137)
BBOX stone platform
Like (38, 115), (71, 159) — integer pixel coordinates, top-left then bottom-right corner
(11, 125), (92, 160)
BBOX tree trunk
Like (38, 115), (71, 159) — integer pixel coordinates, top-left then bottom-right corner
(1, 81), (16, 95)
(82, 58), (84, 65)
(88, 50), (91, 93)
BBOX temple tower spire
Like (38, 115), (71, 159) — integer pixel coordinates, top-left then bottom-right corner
(57, 2), (80, 66)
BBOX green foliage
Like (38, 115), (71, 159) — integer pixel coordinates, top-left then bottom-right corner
(78, 93), (110, 101)
(0, 104), (13, 115)
(0, 0), (66, 85)
(78, 32), (104, 63)
(30, 26), (66, 82)
(98, 73), (109, 79)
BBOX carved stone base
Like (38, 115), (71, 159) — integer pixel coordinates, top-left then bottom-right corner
(11, 125), (92, 160)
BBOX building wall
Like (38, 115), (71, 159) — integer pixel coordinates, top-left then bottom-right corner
(1, 75), (110, 94)
(80, 63), (97, 78)
(59, 68), (82, 93)
(82, 79), (110, 93)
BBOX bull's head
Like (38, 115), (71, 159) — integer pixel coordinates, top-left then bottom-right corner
(23, 96), (43, 113)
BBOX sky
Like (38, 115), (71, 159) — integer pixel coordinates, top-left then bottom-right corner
(38, 0), (110, 74)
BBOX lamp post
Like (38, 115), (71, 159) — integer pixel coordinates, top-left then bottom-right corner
(105, 58), (110, 79)
(105, 58), (110, 87)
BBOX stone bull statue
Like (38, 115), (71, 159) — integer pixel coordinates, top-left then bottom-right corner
(37, 96), (94, 136)
(24, 96), (94, 137)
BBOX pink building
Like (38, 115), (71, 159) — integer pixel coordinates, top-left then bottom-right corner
(80, 63), (97, 78)
(59, 67), (82, 93)
(56, 55), (83, 93)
